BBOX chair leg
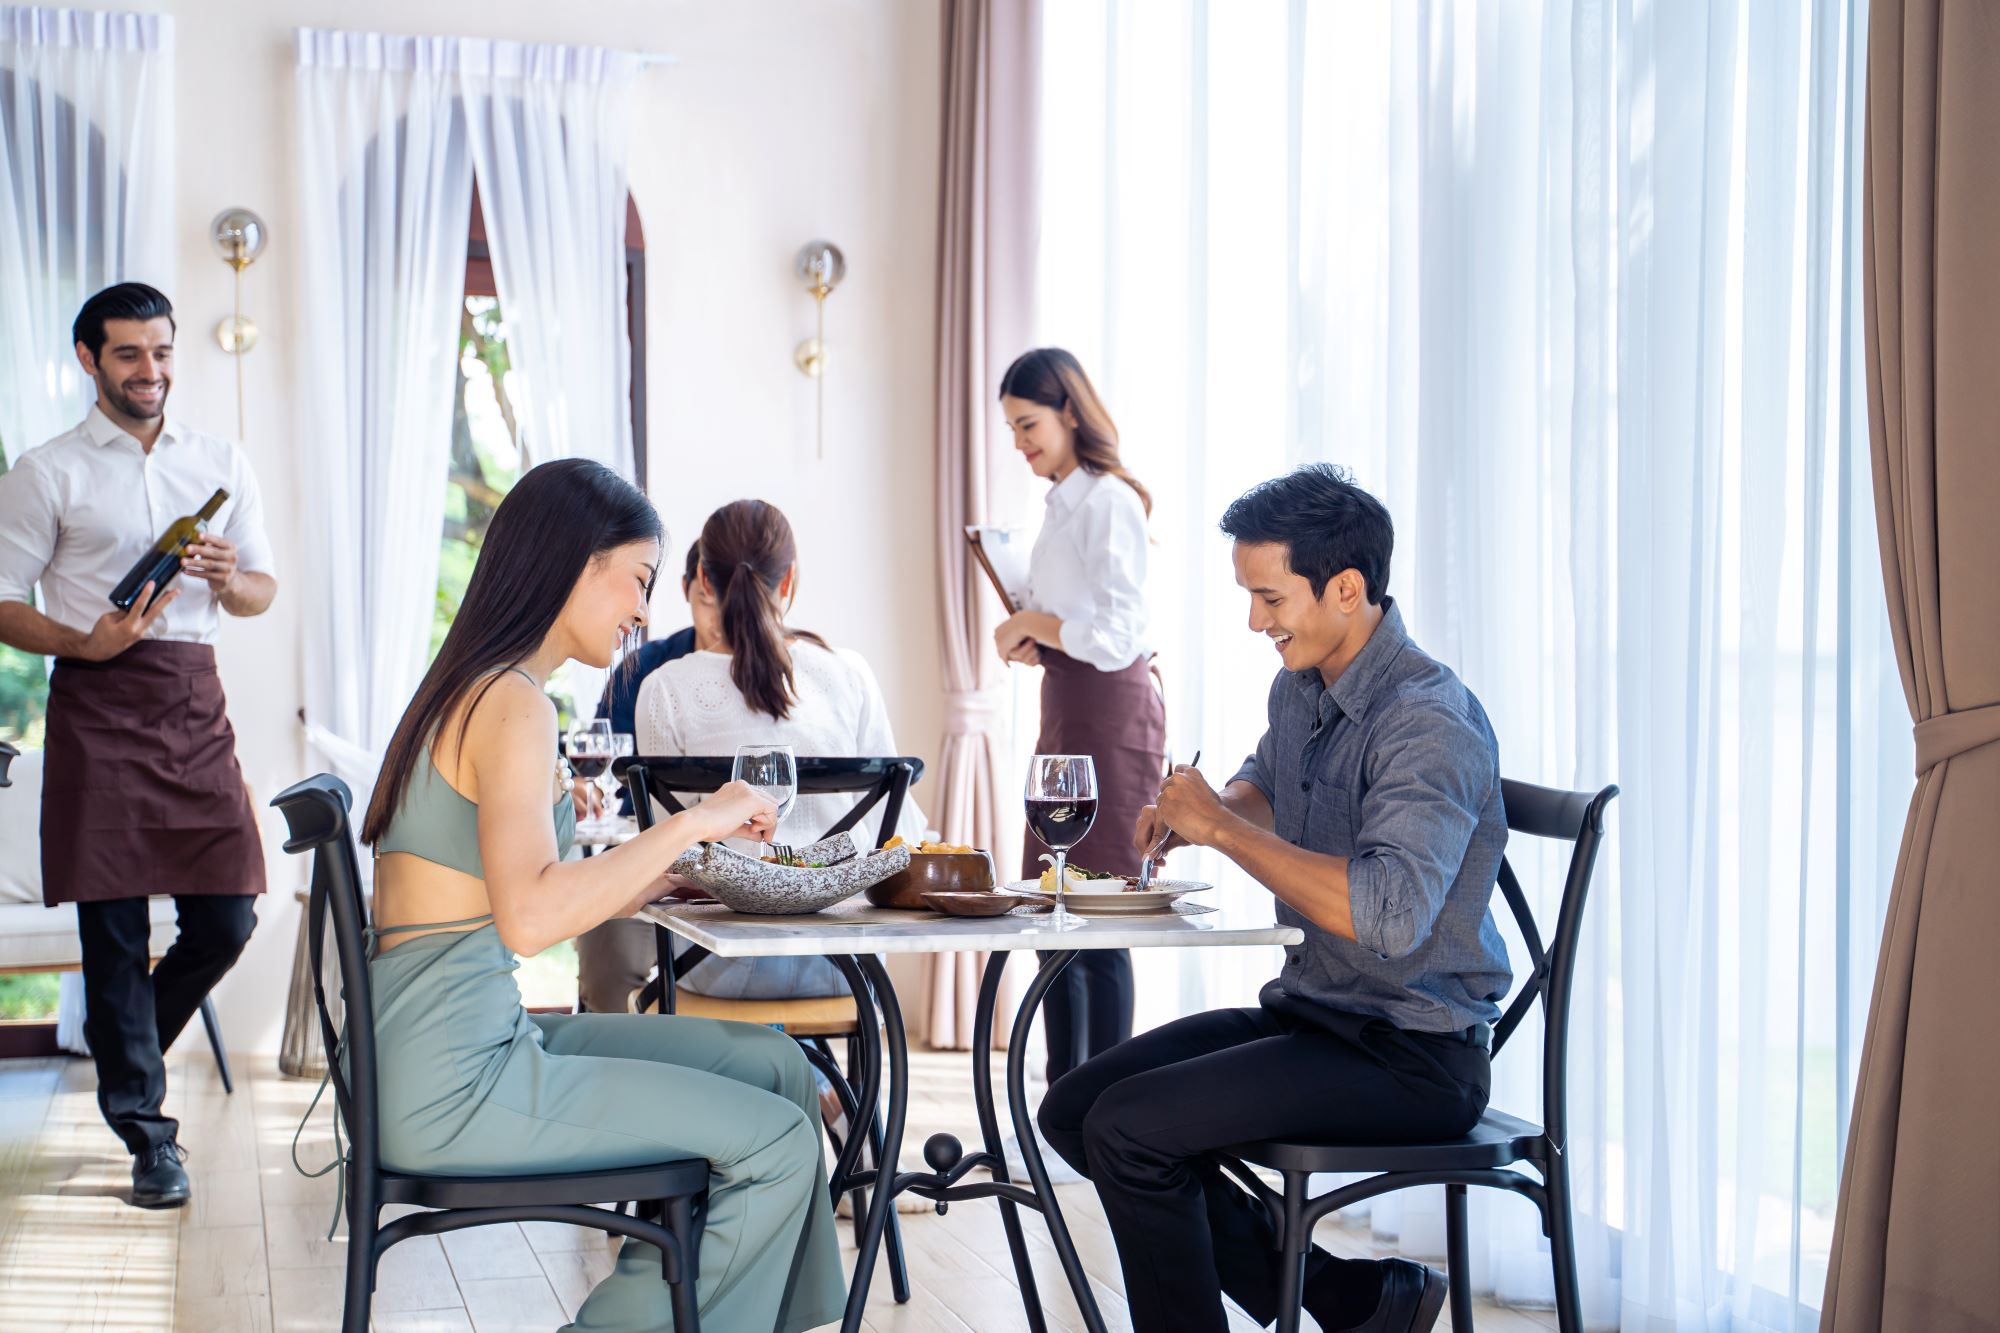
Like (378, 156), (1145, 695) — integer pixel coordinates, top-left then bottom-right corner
(665, 1192), (702, 1333)
(1545, 1156), (1583, 1333)
(1274, 1171), (1309, 1333)
(1446, 1182), (1474, 1332)
(198, 995), (234, 1095)
(342, 1191), (378, 1333)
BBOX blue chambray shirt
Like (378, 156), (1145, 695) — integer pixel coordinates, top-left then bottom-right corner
(1231, 600), (1511, 1033)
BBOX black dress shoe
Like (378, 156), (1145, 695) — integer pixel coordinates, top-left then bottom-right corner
(1347, 1258), (1448, 1333)
(131, 1140), (190, 1209)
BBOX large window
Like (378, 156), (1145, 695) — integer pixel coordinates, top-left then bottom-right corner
(1031, 2), (1894, 1324)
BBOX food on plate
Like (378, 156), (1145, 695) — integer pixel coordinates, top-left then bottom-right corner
(1036, 859), (1133, 893)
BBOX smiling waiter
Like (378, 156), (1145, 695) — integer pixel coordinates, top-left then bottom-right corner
(0, 283), (276, 1210)
(993, 348), (1167, 1095)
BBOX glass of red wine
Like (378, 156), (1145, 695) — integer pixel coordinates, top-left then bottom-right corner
(1025, 754), (1097, 932)
(565, 723), (616, 830)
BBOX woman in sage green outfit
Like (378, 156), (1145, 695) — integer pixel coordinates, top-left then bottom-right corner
(358, 458), (846, 1333)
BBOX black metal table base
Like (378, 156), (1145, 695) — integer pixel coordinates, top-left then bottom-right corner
(828, 949), (1108, 1333)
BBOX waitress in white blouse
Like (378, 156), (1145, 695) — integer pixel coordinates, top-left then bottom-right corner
(993, 348), (1166, 1084)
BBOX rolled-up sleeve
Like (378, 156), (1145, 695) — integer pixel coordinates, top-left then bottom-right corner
(224, 446), (276, 576)
(1345, 700), (1493, 959)
(0, 456), (57, 606)
(1055, 483), (1148, 671)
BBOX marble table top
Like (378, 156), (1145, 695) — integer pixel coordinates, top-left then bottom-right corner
(638, 896), (1303, 957)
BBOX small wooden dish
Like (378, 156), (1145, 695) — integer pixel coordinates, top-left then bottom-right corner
(865, 850), (996, 909)
(920, 890), (1044, 918)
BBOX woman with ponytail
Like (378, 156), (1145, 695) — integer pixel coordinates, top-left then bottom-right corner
(635, 499), (927, 1001)
(995, 348), (1167, 1091)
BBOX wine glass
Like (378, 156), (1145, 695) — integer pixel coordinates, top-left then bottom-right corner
(1025, 754), (1097, 932)
(602, 733), (636, 827)
(732, 743), (798, 857)
(565, 726), (615, 830)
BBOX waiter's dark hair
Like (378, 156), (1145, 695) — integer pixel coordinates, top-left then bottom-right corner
(1220, 464), (1394, 604)
(680, 540), (701, 590)
(698, 500), (826, 721)
(73, 283), (176, 358)
(999, 348), (1151, 516)
(361, 459), (663, 848)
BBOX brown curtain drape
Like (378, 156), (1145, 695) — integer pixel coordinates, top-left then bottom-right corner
(924, 0), (1041, 1050)
(1822, 3), (2000, 1330)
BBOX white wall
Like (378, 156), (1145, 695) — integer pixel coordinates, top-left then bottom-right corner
(145, 0), (945, 1054)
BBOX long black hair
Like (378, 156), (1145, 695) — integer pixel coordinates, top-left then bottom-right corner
(361, 459), (662, 846)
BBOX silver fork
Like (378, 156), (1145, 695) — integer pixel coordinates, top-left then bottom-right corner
(1137, 748), (1199, 891)
(768, 843), (803, 868)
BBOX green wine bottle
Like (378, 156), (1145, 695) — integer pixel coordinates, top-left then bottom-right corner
(109, 488), (229, 612)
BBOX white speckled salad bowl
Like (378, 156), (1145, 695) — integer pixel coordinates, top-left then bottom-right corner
(667, 833), (912, 914)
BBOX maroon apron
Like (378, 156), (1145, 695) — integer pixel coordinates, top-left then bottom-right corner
(1020, 649), (1169, 880)
(40, 640), (266, 906)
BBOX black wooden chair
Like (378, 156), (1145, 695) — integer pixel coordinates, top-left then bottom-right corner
(0, 739), (16, 785)
(619, 754), (920, 1302)
(1209, 778), (1618, 1333)
(271, 774), (710, 1333)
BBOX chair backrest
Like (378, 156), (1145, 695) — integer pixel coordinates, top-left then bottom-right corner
(617, 755), (925, 848)
(269, 774), (383, 1185)
(1488, 778), (1618, 1153)
(0, 739), (16, 786)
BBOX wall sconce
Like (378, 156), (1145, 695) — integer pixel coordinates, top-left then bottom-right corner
(210, 207), (267, 439)
(793, 240), (844, 461)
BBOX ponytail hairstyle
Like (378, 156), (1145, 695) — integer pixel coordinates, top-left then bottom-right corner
(998, 348), (1151, 515)
(698, 500), (826, 720)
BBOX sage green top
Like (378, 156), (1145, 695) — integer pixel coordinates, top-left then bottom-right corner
(373, 670), (576, 878)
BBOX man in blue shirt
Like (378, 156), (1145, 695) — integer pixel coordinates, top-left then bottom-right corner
(1039, 466), (1509, 1333)
(573, 541), (712, 1012)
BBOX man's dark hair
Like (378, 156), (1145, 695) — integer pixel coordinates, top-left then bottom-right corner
(681, 541), (701, 589)
(1219, 463), (1394, 604)
(73, 283), (176, 359)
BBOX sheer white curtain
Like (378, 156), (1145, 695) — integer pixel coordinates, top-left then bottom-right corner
(459, 39), (637, 479)
(0, 4), (173, 467)
(1033, 1), (1908, 1327)
(293, 28), (473, 798)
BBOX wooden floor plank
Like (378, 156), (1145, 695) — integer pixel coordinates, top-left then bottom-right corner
(0, 1048), (1570, 1332)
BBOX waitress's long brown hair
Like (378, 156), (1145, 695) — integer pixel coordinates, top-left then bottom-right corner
(361, 459), (662, 847)
(999, 348), (1151, 515)
(699, 500), (826, 721)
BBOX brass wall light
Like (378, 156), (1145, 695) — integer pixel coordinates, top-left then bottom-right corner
(210, 207), (267, 439)
(794, 240), (844, 461)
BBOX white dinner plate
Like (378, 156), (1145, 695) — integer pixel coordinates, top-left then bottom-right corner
(1003, 878), (1213, 915)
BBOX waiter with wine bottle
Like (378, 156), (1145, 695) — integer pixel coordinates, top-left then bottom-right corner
(0, 283), (277, 1210)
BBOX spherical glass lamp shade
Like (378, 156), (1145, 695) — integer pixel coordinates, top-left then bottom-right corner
(210, 208), (268, 271)
(795, 240), (845, 296)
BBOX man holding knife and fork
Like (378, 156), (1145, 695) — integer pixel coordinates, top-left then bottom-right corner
(1037, 465), (1512, 1333)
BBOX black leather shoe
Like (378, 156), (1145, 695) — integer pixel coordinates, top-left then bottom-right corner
(1349, 1258), (1448, 1333)
(131, 1140), (190, 1209)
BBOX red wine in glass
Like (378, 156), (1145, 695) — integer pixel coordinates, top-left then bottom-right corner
(569, 754), (612, 780)
(1025, 797), (1098, 850)
(1025, 755), (1098, 930)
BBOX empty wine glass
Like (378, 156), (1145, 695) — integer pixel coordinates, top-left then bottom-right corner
(732, 743), (798, 858)
(1025, 754), (1097, 932)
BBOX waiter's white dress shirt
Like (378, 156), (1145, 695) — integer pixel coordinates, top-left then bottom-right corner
(0, 407), (275, 645)
(1025, 467), (1150, 672)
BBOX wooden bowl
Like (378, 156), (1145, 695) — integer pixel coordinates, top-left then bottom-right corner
(921, 890), (1043, 918)
(865, 850), (996, 909)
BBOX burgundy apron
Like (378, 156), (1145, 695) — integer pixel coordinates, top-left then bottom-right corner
(1020, 649), (1169, 880)
(40, 640), (266, 906)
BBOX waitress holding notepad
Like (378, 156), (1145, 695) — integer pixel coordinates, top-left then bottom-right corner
(993, 348), (1166, 1084)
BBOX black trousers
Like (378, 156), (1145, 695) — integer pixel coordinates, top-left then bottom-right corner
(1038, 947), (1133, 1084)
(1038, 990), (1490, 1333)
(74, 895), (258, 1154)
